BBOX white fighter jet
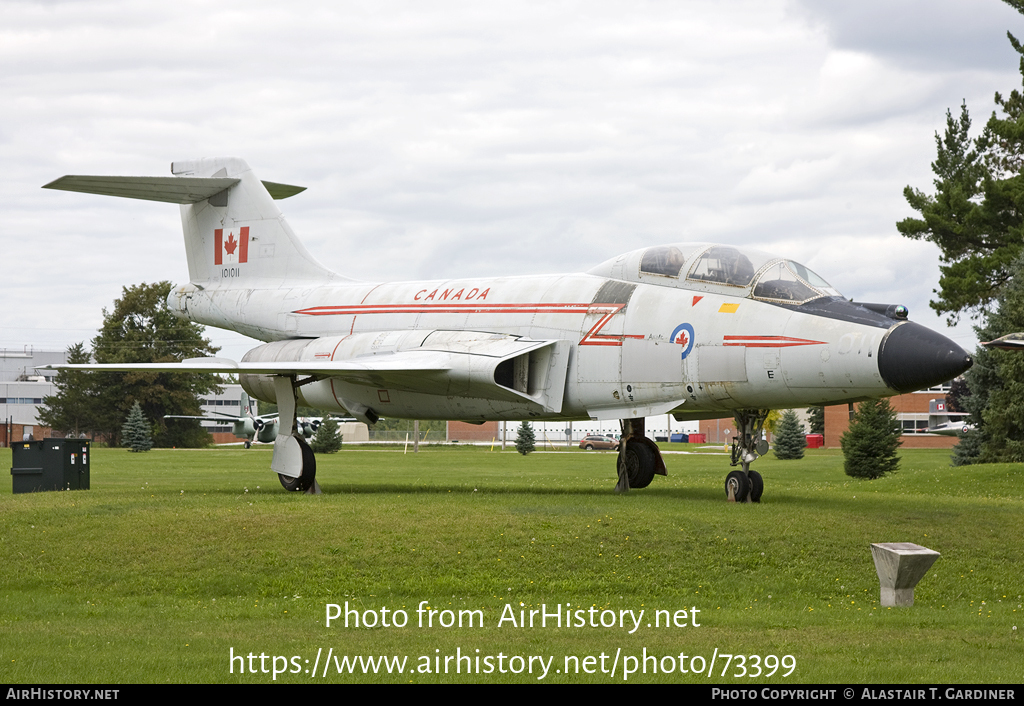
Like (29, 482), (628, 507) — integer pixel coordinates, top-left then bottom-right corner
(43, 158), (972, 499)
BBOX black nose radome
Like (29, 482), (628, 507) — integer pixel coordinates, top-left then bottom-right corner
(877, 322), (973, 393)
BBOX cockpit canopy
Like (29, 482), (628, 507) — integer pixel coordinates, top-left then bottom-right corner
(589, 243), (842, 305)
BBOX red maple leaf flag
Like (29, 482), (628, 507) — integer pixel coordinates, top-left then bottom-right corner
(214, 227), (249, 266)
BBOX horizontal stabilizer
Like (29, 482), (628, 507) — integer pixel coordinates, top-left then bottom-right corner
(260, 181), (307, 199)
(42, 176), (240, 204)
(42, 175), (306, 203)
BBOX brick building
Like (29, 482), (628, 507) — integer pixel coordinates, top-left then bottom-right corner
(695, 383), (960, 449)
(822, 385), (959, 449)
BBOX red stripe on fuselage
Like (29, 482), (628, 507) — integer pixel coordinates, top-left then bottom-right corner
(722, 335), (826, 347)
(293, 301), (643, 346)
(294, 302), (592, 316)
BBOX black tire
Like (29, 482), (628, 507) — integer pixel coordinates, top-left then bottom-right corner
(618, 442), (656, 489)
(278, 436), (317, 492)
(725, 470), (750, 502)
(748, 470), (764, 503)
(585, 444), (594, 450)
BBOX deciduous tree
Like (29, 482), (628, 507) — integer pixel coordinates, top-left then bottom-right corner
(40, 282), (219, 447)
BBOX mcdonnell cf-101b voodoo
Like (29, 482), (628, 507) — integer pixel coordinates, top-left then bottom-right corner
(43, 158), (972, 499)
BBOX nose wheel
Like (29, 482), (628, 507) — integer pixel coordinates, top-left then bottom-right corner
(725, 469), (763, 502)
(726, 409), (769, 503)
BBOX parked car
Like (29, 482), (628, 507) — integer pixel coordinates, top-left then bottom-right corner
(579, 435), (619, 451)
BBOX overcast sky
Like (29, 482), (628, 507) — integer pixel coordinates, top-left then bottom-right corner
(3, 0), (1022, 361)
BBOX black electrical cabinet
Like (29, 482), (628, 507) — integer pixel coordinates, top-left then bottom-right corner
(11, 439), (90, 493)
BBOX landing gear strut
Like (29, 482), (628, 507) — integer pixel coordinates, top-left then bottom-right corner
(615, 417), (666, 492)
(727, 409), (769, 503)
(270, 375), (319, 493)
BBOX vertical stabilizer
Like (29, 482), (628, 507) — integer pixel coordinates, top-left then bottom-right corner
(170, 158), (340, 287)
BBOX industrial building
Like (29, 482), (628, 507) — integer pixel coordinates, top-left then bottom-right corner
(0, 347), (68, 445)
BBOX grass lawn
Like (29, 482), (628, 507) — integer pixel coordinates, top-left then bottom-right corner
(1, 444), (1020, 683)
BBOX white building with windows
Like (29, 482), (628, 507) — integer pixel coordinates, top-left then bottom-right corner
(0, 347), (67, 443)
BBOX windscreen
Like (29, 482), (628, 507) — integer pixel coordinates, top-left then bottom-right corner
(752, 260), (842, 303)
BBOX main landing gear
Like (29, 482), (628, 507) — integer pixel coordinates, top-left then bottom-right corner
(615, 417), (667, 492)
(727, 409), (769, 503)
(278, 435), (317, 492)
(270, 375), (319, 493)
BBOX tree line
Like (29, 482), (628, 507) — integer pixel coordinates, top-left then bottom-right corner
(39, 282), (219, 447)
(899, 0), (1024, 464)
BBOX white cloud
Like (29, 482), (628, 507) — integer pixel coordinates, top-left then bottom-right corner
(1, 0), (1011, 359)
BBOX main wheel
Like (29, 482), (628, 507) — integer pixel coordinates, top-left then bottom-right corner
(747, 470), (764, 503)
(725, 470), (750, 502)
(585, 444), (594, 450)
(279, 436), (317, 492)
(618, 442), (656, 489)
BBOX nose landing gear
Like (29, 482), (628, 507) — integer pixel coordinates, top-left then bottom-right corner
(727, 409), (769, 503)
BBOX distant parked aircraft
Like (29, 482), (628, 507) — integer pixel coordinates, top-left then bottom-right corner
(165, 392), (319, 448)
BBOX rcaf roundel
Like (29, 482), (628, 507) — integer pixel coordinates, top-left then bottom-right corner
(214, 227), (249, 265)
(670, 323), (695, 360)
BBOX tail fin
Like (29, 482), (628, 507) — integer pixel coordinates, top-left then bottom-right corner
(241, 390), (254, 417)
(170, 158), (339, 286)
(44, 157), (342, 287)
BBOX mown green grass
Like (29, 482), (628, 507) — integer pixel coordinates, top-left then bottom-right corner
(0, 445), (1020, 683)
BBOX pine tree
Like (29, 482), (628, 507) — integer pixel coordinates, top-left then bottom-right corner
(897, 4), (1024, 323)
(310, 415), (342, 454)
(966, 253), (1024, 463)
(38, 342), (97, 438)
(121, 401), (153, 452)
(772, 409), (806, 460)
(515, 421), (535, 455)
(806, 406), (825, 435)
(951, 426), (984, 467)
(840, 399), (901, 479)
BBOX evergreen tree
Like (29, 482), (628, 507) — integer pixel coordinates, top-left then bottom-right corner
(897, 3), (1024, 323)
(897, 3), (1024, 464)
(515, 421), (535, 455)
(963, 253), (1024, 463)
(310, 415), (342, 454)
(806, 406), (825, 436)
(772, 409), (806, 460)
(840, 399), (901, 479)
(121, 401), (153, 452)
(38, 342), (97, 438)
(945, 378), (969, 413)
(951, 425), (985, 467)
